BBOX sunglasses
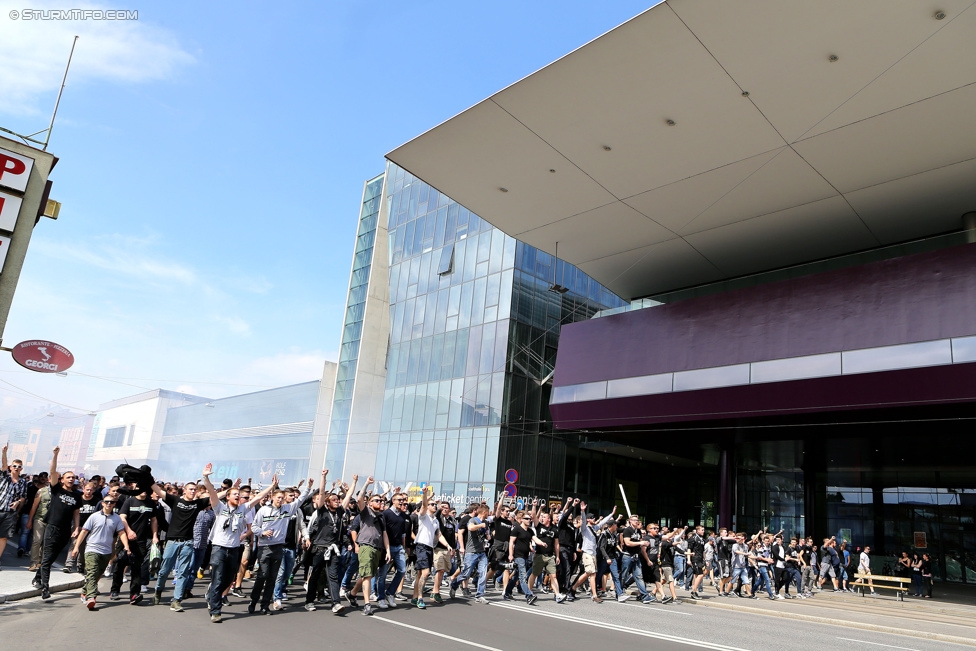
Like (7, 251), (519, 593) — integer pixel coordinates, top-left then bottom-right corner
(10, 465), (23, 469)
(103, 500), (117, 504)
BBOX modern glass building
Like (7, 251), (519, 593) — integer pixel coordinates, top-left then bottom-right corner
(379, 2), (976, 582)
(320, 162), (623, 506)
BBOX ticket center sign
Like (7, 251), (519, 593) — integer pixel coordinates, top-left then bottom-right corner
(11, 340), (74, 373)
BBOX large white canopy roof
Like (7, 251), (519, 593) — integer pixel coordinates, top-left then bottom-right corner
(387, 0), (976, 300)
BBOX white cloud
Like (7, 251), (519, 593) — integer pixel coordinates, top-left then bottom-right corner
(215, 315), (252, 337)
(0, 0), (194, 116)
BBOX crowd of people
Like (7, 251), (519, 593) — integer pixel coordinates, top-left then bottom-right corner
(0, 443), (937, 622)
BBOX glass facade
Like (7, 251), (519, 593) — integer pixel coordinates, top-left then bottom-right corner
(371, 163), (624, 505)
(323, 174), (385, 474)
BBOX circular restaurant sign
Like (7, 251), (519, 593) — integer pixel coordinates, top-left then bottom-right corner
(11, 340), (74, 373)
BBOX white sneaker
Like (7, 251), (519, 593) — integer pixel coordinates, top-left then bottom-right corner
(141, 586), (148, 594)
(386, 595), (397, 608)
(617, 594), (631, 602)
(377, 599), (389, 609)
(339, 587), (347, 598)
(271, 600), (282, 611)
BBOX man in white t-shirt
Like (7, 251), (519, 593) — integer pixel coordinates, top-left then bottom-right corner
(71, 494), (129, 610)
(411, 485), (448, 610)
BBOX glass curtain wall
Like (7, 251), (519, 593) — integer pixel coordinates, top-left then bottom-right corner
(374, 162), (624, 506)
(324, 174), (385, 475)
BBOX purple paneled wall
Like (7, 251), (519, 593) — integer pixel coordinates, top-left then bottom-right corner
(554, 243), (976, 386)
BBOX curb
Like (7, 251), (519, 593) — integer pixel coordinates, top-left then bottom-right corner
(0, 578), (86, 604)
(684, 597), (976, 648)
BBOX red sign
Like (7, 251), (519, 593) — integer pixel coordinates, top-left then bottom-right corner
(505, 468), (519, 483)
(11, 340), (74, 373)
(504, 483), (517, 498)
(0, 148), (34, 193)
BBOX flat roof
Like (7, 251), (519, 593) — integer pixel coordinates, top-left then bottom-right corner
(388, 0), (976, 300)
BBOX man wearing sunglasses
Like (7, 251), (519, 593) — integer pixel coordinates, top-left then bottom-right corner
(377, 489), (410, 609)
(345, 477), (392, 616)
(71, 494), (129, 610)
(505, 508), (538, 604)
(0, 442), (30, 569)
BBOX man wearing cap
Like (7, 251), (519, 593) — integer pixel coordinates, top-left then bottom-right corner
(570, 501), (616, 602)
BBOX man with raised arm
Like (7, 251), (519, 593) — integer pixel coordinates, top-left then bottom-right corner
(151, 472), (217, 611)
(0, 442), (30, 570)
(34, 446), (82, 600)
(203, 465), (274, 623)
(571, 501), (616, 602)
(346, 476), (392, 615)
(304, 470), (357, 613)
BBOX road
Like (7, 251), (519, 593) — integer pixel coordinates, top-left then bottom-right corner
(0, 580), (968, 651)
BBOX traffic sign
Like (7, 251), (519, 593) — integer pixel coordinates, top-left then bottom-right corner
(504, 483), (517, 498)
(505, 468), (518, 484)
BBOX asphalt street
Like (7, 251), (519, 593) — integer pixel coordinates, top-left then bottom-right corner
(0, 578), (970, 651)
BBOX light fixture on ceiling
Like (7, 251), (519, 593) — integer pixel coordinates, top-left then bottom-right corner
(602, 145), (612, 151)
(666, 119), (676, 126)
(548, 241), (569, 294)
(499, 187), (508, 193)
(829, 54), (839, 62)
(935, 10), (946, 19)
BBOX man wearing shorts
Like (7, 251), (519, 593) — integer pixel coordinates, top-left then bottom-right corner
(528, 509), (564, 603)
(818, 538), (840, 591)
(729, 532), (751, 597)
(715, 528), (736, 596)
(571, 502), (615, 602)
(347, 476), (390, 616)
(411, 486), (447, 609)
(688, 525), (707, 600)
(432, 500), (457, 604)
(658, 526), (686, 603)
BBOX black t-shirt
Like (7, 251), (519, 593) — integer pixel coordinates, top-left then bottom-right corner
(437, 512), (457, 550)
(78, 495), (102, 526)
(688, 533), (706, 559)
(533, 522), (557, 556)
(557, 514), (577, 549)
(660, 539), (675, 568)
(45, 484), (82, 528)
(382, 508), (409, 546)
(492, 517), (513, 548)
(164, 493), (211, 540)
(620, 526), (643, 555)
(800, 544), (813, 565)
(717, 538), (733, 561)
(511, 524), (533, 559)
(120, 496), (156, 540)
(312, 506), (343, 547)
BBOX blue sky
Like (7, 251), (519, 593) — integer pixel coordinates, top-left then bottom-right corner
(0, 0), (655, 417)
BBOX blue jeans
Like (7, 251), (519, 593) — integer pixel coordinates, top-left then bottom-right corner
(452, 552), (488, 598)
(206, 545), (239, 615)
(155, 539), (194, 601)
(377, 545), (406, 599)
(730, 566), (750, 591)
(756, 565), (774, 597)
(620, 554), (649, 598)
(673, 553), (687, 588)
(598, 556), (625, 596)
(17, 513), (31, 553)
(186, 545), (208, 592)
(504, 557), (533, 597)
(340, 547), (358, 589)
(274, 548), (296, 602)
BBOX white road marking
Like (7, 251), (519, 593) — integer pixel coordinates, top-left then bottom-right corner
(374, 614), (504, 651)
(613, 599), (693, 615)
(836, 637), (921, 651)
(490, 601), (753, 651)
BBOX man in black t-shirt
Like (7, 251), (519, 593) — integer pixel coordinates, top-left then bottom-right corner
(688, 525), (707, 600)
(111, 488), (157, 604)
(432, 502), (458, 603)
(505, 510), (537, 604)
(151, 477), (214, 609)
(487, 502), (513, 589)
(528, 507), (565, 603)
(63, 480), (102, 574)
(305, 471), (357, 614)
(620, 515), (651, 601)
(715, 528), (736, 596)
(34, 447), (82, 599)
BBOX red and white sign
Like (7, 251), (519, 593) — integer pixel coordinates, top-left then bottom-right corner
(0, 190), (23, 232)
(11, 340), (74, 373)
(0, 234), (9, 271)
(0, 147), (34, 193)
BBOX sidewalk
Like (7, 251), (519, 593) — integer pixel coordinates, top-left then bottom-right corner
(0, 541), (84, 603)
(682, 583), (976, 647)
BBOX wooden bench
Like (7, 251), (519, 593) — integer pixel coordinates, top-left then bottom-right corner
(852, 573), (911, 601)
